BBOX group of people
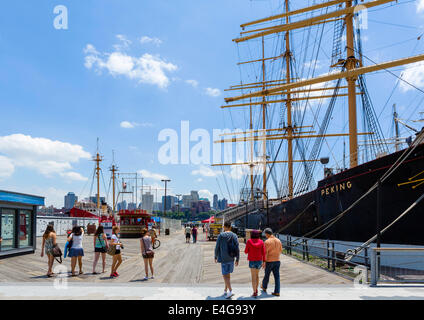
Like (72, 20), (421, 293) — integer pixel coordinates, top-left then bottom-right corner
(214, 221), (282, 299)
(41, 224), (156, 280)
(184, 224), (198, 243)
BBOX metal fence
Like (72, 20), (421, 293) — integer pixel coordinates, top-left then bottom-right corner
(370, 248), (424, 285)
(277, 234), (370, 274)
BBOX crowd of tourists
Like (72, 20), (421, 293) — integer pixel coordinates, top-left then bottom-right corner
(41, 221), (282, 299)
(41, 224), (155, 280)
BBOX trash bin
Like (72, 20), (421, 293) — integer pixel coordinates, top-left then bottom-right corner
(165, 228), (170, 235)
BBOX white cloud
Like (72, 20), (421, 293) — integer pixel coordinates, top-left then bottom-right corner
(84, 44), (178, 89)
(191, 165), (221, 177)
(198, 189), (213, 201)
(138, 169), (169, 181)
(185, 79), (199, 88)
(140, 36), (163, 46)
(0, 155), (14, 180)
(399, 62), (424, 92)
(113, 34), (132, 51)
(121, 121), (154, 128)
(120, 121), (136, 129)
(205, 87), (221, 97)
(417, 0), (424, 13)
(0, 134), (90, 180)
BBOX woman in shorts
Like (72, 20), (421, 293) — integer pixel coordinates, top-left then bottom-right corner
(140, 228), (154, 280)
(92, 225), (108, 274)
(244, 230), (265, 297)
(110, 226), (123, 278)
(68, 226), (85, 276)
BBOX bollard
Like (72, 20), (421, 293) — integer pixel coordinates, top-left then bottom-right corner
(305, 239), (309, 261)
(370, 248), (377, 286)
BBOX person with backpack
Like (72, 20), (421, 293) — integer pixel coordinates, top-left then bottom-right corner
(93, 225), (108, 274)
(40, 225), (57, 277)
(244, 230), (266, 297)
(261, 228), (282, 297)
(68, 226), (85, 277)
(214, 221), (239, 299)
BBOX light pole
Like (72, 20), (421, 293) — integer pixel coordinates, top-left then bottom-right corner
(176, 194), (182, 216)
(161, 179), (171, 215)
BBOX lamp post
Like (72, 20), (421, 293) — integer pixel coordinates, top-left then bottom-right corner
(256, 188), (269, 228)
(176, 194), (182, 217)
(161, 179), (171, 215)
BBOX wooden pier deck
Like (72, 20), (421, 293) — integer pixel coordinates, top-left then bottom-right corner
(0, 230), (351, 285)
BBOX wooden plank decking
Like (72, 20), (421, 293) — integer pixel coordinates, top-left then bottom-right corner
(0, 230), (351, 285)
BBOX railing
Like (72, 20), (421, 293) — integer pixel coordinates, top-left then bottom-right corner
(220, 200), (264, 223)
(370, 248), (424, 286)
(278, 234), (371, 277)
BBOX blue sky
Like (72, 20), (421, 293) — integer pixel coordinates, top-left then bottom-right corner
(0, 0), (423, 207)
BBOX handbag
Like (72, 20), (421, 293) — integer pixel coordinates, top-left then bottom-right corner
(51, 244), (63, 264)
(142, 237), (154, 258)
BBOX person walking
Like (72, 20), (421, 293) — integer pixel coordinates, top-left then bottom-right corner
(93, 225), (108, 274)
(68, 226), (85, 277)
(185, 225), (191, 243)
(261, 228), (282, 297)
(192, 225), (198, 243)
(244, 230), (265, 297)
(140, 228), (154, 280)
(40, 225), (57, 277)
(214, 221), (239, 299)
(110, 226), (123, 277)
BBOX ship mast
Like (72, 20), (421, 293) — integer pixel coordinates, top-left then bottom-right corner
(92, 144), (103, 210)
(261, 36), (268, 201)
(284, 0), (294, 198)
(345, 0), (358, 167)
(109, 151), (119, 212)
(214, 0), (424, 201)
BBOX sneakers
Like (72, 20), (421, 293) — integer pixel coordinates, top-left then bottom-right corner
(143, 276), (149, 280)
(150, 276), (154, 279)
(225, 291), (234, 299)
(261, 285), (267, 293)
(272, 292), (280, 297)
(252, 291), (258, 298)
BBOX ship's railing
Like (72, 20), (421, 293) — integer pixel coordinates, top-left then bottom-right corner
(278, 234), (371, 283)
(220, 200), (264, 223)
(370, 248), (424, 286)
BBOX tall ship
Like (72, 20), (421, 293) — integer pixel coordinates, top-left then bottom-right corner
(215, 0), (424, 246)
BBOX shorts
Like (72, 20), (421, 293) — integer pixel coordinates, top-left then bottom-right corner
(95, 247), (107, 253)
(68, 248), (84, 257)
(249, 260), (262, 269)
(114, 249), (121, 255)
(221, 261), (234, 275)
(186, 233), (190, 238)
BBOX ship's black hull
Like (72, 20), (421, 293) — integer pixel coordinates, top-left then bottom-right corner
(237, 142), (424, 246)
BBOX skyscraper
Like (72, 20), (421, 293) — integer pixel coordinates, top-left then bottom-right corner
(142, 192), (154, 213)
(64, 192), (78, 209)
(213, 194), (218, 210)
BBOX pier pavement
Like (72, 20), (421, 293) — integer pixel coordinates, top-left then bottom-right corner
(1, 230), (422, 299)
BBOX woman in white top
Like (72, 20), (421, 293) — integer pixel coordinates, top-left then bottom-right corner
(110, 225), (123, 278)
(67, 226), (84, 276)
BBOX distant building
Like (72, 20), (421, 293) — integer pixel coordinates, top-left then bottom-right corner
(182, 195), (192, 208)
(153, 202), (162, 211)
(213, 194), (218, 210)
(142, 192), (154, 213)
(64, 192), (78, 210)
(217, 198), (228, 211)
(89, 195), (105, 206)
(117, 200), (127, 211)
(127, 202), (137, 210)
(162, 195), (176, 212)
(191, 191), (199, 202)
